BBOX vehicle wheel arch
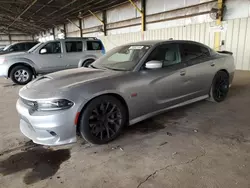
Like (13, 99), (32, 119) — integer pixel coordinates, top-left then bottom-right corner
(76, 93), (129, 134)
(80, 58), (96, 67)
(8, 63), (36, 78)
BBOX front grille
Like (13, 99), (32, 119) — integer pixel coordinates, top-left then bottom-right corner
(20, 98), (38, 110)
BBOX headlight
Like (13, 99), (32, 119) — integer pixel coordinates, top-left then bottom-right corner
(0, 57), (5, 64)
(36, 99), (74, 111)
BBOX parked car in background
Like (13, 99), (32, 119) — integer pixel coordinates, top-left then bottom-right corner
(0, 41), (38, 55)
(16, 40), (235, 146)
(0, 37), (105, 85)
(0, 46), (5, 52)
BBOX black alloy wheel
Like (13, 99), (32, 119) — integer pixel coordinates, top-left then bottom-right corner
(79, 96), (127, 144)
(211, 71), (229, 102)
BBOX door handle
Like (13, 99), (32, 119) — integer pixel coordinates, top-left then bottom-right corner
(211, 62), (215, 67)
(180, 70), (186, 76)
(58, 55), (62, 58)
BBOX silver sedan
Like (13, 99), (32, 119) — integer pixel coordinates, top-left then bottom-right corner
(16, 40), (235, 146)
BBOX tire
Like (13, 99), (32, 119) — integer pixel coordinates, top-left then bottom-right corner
(208, 71), (229, 102)
(10, 65), (33, 85)
(79, 95), (127, 144)
(82, 59), (95, 67)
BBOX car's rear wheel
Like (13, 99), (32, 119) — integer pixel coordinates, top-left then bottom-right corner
(79, 96), (127, 144)
(83, 59), (95, 67)
(208, 71), (229, 102)
(10, 65), (33, 85)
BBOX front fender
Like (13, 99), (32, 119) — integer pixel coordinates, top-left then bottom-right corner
(8, 57), (39, 72)
(76, 89), (129, 117)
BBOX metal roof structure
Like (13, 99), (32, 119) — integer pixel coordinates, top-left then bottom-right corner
(0, 0), (128, 34)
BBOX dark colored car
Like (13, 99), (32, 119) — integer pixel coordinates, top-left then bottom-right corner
(0, 41), (38, 55)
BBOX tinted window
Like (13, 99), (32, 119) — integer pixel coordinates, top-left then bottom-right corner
(65, 41), (82, 52)
(40, 42), (61, 54)
(87, 41), (102, 50)
(25, 42), (38, 50)
(147, 44), (180, 67)
(180, 43), (210, 62)
(10, 43), (26, 52)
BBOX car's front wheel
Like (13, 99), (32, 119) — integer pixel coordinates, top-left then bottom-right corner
(208, 71), (230, 102)
(79, 95), (127, 144)
(10, 65), (33, 85)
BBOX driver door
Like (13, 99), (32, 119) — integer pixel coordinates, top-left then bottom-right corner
(141, 43), (191, 111)
(35, 41), (65, 73)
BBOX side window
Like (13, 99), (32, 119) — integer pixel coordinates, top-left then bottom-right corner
(65, 41), (83, 53)
(10, 43), (25, 52)
(40, 42), (61, 54)
(146, 44), (180, 67)
(25, 43), (37, 50)
(180, 43), (210, 63)
(87, 41), (102, 50)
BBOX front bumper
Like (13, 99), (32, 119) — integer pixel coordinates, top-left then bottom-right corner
(0, 64), (9, 77)
(16, 99), (77, 146)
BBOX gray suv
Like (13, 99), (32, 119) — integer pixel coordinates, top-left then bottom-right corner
(0, 37), (105, 85)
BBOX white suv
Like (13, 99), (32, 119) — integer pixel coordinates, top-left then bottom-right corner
(0, 37), (105, 85)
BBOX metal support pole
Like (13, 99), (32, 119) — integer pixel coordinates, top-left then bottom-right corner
(141, 0), (146, 32)
(8, 31), (11, 44)
(79, 19), (83, 37)
(52, 27), (56, 39)
(103, 10), (107, 36)
(63, 24), (67, 38)
(214, 0), (223, 50)
(128, 0), (145, 39)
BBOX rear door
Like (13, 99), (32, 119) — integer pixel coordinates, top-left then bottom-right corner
(179, 42), (216, 98)
(63, 40), (84, 69)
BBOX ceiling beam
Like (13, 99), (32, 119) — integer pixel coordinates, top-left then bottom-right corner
(8, 0), (38, 28)
(29, 0), (54, 18)
(39, 0), (78, 22)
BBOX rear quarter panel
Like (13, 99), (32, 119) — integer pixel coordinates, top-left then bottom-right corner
(214, 53), (235, 85)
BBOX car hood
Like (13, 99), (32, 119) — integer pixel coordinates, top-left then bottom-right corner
(1, 51), (27, 58)
(20, 68), (123, 99)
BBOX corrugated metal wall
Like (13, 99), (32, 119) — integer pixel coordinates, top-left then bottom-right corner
(99, 18), (250, 70)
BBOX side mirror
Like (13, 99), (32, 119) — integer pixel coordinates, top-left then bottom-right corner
(40, 48), (47, 54)
(145, 60), (162, 69)
(9, 48), (14, 52)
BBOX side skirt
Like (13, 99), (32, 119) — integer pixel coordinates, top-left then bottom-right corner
(129, 95), (209, 126)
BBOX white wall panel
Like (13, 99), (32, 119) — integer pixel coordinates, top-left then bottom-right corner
(83, 13), (103, 28)
(67, 31), (80, 37)
(107, 1), (140, 23)
(100, 18), (250, 70)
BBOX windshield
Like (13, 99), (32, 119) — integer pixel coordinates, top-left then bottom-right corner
(28, 42), (43, 53)
(3, 44), (12, 51)
(92, 45), (151, 71)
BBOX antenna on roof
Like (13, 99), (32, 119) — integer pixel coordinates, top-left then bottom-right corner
(169, 38), (173, 40)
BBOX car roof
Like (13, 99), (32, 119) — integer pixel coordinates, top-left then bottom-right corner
(55, 37), (100, 42)
(127, 40), (209, 47)
(10, 41), (38, 45)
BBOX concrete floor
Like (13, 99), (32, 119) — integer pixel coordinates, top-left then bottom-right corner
(0, 71), (250, 188)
